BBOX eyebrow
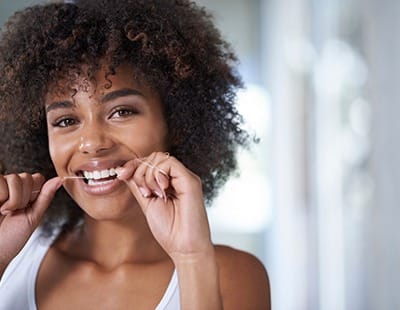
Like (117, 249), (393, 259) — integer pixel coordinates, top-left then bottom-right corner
(46, 88), (145, 113)
(101, 88), (145, 103)
(45, 100), (74, 114)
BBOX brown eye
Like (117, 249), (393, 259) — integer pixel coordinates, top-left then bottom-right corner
(53, 117), (77, 128)
(109, 107), (138, 119)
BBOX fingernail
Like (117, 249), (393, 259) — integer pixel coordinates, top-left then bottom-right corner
(116, 167), (129, 180)
(115, 167), (123, 177)
(56, 178), (64, 188)
(156, 172), (169, 189)
(153, 189), (164, 199)
(138, 186), (151, 198)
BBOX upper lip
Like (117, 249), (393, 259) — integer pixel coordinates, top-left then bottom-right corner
(73, 159), (127, 175)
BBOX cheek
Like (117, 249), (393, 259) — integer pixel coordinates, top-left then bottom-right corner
(48, 134), (73, 171)
(136, 121), (168, 149)
(47, 123), (59, 161)
(48, 133), (57, 162)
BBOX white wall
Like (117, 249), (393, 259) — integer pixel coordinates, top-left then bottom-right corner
(364, 0), (400, 308)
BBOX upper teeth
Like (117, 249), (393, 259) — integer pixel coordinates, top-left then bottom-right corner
(83, 168), (117, 180)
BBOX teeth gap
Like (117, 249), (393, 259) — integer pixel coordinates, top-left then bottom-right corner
(77, 171), (89, 184)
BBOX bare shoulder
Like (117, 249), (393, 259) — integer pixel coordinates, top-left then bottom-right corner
(215, 245), (271, 310)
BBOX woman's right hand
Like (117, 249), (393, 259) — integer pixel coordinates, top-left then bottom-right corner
(0, 173), (62, 276)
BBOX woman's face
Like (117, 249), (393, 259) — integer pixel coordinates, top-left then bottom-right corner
(45, 65), (168, 220)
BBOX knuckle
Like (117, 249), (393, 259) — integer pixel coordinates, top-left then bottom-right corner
(193, 174), (202, 186)
(6, 173), (22, 187)
(133, 173), (144, 185)
(19, 172), (31, 179)
(1, 200), (19, 211)
(33, 173), (45, 182)
(6, 173), (19, 181)
(32, 174), (45, 187)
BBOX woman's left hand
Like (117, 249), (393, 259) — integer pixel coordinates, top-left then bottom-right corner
(116, 152), (213, 262)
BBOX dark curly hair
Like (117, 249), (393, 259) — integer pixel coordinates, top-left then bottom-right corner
(0, 0), (249, 234)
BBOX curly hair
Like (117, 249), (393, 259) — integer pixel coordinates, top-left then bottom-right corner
(0, 0), (249, 234)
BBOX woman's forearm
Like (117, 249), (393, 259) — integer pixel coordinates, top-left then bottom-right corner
(174, 247), (222, 310)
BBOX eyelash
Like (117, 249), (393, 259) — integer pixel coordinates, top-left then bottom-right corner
(109, 107), (138, 119)
(51, 107), (138, 128)
(52, 117), (77, 128)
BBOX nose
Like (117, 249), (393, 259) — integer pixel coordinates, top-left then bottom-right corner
(78, 122), (114, 154)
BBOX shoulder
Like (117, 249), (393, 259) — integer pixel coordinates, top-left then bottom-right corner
(214, 245), (271, 310)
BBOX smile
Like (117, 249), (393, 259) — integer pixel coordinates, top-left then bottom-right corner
(79, 167), (119, 185)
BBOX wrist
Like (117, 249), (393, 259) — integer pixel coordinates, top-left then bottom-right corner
(173, 246), (223, 310)
(171, 244), (216, 267)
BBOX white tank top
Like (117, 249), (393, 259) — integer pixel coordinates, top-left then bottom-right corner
(0, 228), (180, 310)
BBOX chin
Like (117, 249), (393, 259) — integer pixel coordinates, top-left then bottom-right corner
(78, 195), (140, 221)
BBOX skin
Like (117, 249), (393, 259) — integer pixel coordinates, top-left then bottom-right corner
(0, 65), (270, 309)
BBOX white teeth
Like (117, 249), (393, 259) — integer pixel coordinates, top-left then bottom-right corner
(82, 167), (119, 181)
(101, 170), (109, 178)
(88, 179), (114, 186)
(83, 171), (92, 179)
(93, 171), (102, 180)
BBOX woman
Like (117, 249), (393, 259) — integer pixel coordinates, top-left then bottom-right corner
(0, 0), (270, 309)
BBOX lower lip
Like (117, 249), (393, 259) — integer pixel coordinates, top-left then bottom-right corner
(79, 177), (124, 195)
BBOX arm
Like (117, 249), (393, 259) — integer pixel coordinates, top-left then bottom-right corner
(117, 152), (223, 309)
(118, 153), (271, 309)
(0, 174), (62, 279)
(173, 247), (222, 310)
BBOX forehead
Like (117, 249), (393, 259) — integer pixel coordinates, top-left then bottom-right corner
(45, 64), (157, 103)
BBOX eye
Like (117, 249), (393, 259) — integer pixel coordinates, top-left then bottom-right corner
(109, 107), (138, 119)
(52, 117), (78, 128)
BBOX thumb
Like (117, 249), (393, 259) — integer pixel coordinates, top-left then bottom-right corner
(28, 176), (63, 226)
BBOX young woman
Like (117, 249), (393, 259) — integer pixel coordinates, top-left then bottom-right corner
(0, 1), (270, 309)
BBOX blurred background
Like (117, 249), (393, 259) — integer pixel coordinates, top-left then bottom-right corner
(1, 0), (399, 309)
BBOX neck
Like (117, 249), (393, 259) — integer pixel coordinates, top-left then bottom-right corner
(62, 211), (169, 270)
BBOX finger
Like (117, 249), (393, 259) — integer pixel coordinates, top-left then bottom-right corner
(152, 152), (171, 188)
(18, 173), (34, 209)
(136, 152), (170, 178)
(0, 175), (8, 204)
(27, 177), (63, 226)
(143, 154), (167, 199)
(115, 159), (148, 196)
(30, 173), (46, 201)
(152, 160), (173, 201)
(1, 174), (23, 212)
(116, 161), (152, 208)
(118, 174), (152, 213)
(0, 173), (46, 214)
(133, 155), (155, 198)
(155, 170), (170, 191)
(144, 174), (163, 199)
(116, 159), (138, 180)
(153, 155), (202, 198)
(152, 152), (171, 177)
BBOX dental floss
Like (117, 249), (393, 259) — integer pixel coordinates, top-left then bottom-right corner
(134, 153), (170, 178)
(31, 176), (85, 194)
(30, 153), (170, 195)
